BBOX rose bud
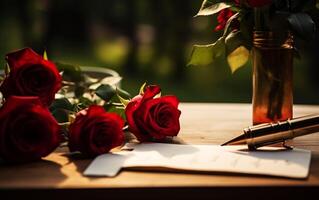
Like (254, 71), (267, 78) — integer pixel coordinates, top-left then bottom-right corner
(0, 48), (62, 106)
(69, 105), (125, 157)
(125, 85), (181, 142)
(0, 96), (61, 163)
(215, 8), (235, 31)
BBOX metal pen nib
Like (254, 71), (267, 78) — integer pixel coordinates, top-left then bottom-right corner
(221, 133), (247, 146)
(221, 114), (319, 150)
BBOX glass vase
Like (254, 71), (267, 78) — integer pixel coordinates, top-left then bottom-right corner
(252, 31), (293, 125)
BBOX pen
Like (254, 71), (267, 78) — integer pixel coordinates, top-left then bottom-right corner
(221, 114), (319, 150)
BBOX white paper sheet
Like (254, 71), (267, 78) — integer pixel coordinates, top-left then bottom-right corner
(84, 143), (311, 179)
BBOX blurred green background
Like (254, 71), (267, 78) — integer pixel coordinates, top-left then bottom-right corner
(1, 0), (319, 104)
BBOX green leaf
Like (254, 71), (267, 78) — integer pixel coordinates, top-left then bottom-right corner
(84, 74), (99, 84)
(288, 13), (315, 40)
(116, 87), (131, 99)
(99, 76), (122, 86)
(222, 12), (240, 37)
(195, 1), (231, 17)
(50, 98), (73, 111)
(89, 83), (102, 90)
(5, 63), (10, 75)
(317, 0), (319, 9)
(52, 109), (71, 123)
(227, 46), (250, 73)
(225, 31), (248, 54)
(55, 62), (84, 82)
(139, 82), (147, 95)
(95, 84), (116, 101)
(89, 76), (122, 90)
(74, 85), (86, 98)
(58, 122), (71, 130)
(104, 104), (126, 120)
(76, 97), (94, 110)
(68, 114), (76, 124)
(43, 50), (48, 60)
(188, 37), (225, 67)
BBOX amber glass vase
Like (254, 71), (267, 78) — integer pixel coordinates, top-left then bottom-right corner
(252, 31), (293, 125)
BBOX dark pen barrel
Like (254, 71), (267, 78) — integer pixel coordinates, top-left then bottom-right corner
(290, 114), (319, 129)
(245, 114), (319, 150)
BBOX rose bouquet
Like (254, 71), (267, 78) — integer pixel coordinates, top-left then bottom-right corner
(189, 0), (318, 72)
(0, 48), (181, 163)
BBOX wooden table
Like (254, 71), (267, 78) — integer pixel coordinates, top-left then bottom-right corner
(1, 103), (319, 199)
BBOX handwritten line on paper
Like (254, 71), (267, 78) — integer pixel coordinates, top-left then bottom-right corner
(84, 143), (311, 179)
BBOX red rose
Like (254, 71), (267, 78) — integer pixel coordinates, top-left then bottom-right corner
(0, 96), (60, 163)
(215, 8), (235, 31)
(0, 48), (62, 106)
(125, 85), (181, 142)
(69, 105), (125, 157)
(246, 0), (272, 7)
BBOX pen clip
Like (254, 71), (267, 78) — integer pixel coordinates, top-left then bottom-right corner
(282, 140), (294, 150)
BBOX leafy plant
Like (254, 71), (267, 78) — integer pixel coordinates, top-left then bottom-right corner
(189, 0), (318, 73)
(51, 62), (131, 123)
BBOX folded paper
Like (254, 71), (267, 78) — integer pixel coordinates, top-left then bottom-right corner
(84, 143), (311, 179)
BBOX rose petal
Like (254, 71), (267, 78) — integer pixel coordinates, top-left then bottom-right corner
(86, 105), (107, 118)
(69, 106), (124, 157)
(0, 96), (41, 118)
(1, 48), (62, 106)
(0, 96), (60, 162)
(141, 85), (161, 103)
(130, 96), (181, 140)
(6, 48), (42, 71)
(126, 101), (150, 142)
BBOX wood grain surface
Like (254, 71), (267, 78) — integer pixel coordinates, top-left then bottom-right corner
(1, 103), (319, 199)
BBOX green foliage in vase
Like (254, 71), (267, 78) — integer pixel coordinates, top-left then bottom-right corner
(189, 0), (318, 73)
